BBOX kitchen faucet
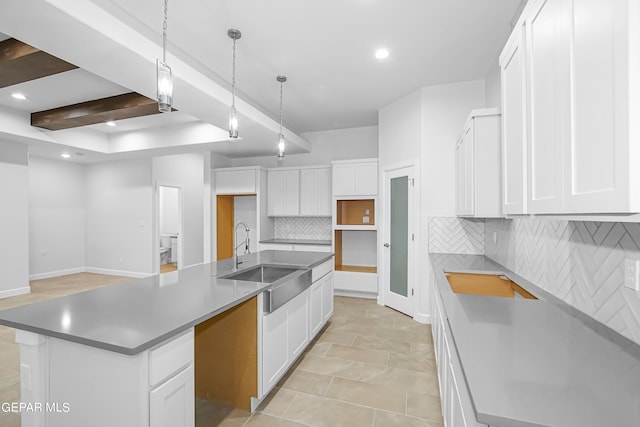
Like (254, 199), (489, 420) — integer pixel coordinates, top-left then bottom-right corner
(234, 221), (250, 269)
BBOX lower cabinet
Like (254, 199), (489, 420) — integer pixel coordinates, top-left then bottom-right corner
(261, 266), (334, 397)
(149, 364), (195, 427)
(433, 291), (487, 427)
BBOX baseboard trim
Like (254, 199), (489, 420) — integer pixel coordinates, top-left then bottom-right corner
(0, 286), (30, 299)
(85, 267), (152, 279)
(30, 267), (85, 281)
(334, 289), (378, 299)
(413, 312), (432, 324)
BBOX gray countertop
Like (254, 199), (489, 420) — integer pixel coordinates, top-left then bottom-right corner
(430, 253), (640, 427)
(259, 238), (332, 246)
(0, 251), (333, 356)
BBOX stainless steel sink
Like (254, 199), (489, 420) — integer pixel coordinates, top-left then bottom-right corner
(220, 265), (312, 312)
(221, 265), (300, 283)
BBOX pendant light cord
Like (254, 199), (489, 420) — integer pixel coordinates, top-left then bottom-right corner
(162, 0), (168, 63)
(231, 38), (237, 108)
(279, 81), (284, 134)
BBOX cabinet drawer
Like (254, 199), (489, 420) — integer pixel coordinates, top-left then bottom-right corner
(149, 329), (194, 386)
(312, 259), (333, 282)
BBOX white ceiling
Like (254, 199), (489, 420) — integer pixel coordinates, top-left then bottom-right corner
(0, 1), (522, 161)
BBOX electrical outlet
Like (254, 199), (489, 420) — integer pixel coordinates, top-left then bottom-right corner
(362, 216), (370, 224)
(40, 249), (48, 256)
(624, 259), (640, 291)
(492, 231), (497, 244)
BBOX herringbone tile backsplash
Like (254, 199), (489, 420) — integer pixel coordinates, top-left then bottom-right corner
(485, 218), (640, 346)
(274, 217), (332, 240)
(428, 217), (485, 255)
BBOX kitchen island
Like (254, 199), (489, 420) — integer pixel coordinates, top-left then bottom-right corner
(0, 250), (334, 427)
(430, 253), (640, 427)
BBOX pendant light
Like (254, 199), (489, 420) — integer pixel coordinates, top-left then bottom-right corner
(157, 0), (173, 113)
(277, 75), (287, 159)
(228, 29), (242, 139)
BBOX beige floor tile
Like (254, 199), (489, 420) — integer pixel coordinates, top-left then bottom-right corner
(0, 413), (20, 427)
(327, 322), (377, 337)
(246, 412), (308, 426)
(373, 410), (444, 427)
(278, 369), (333, 396)
(351, 335), (411, 354)
(305, 341), (332, 356)
(388, 352), (437, 372)
(411, 342), (437, 360)
(325, 344), (389, 366)
(324, 377), (406, 413)
(317, 331), (356, 345)
(375, 324), (432, 344)
(359, 364), (438, 395)
(298, 354), (364, 380)
(406, 391), (444, 422)
(257, 387), (297, 417)
(283, 391), (375, 427)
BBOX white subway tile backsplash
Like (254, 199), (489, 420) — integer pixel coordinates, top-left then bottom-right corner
(428, 217), (485, 255)
(274, 217), (332, 240)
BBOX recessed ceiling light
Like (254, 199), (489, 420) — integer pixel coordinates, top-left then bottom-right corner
(11, 93), (27, 100)
(105, 121), (116, 127)
(60, 153), (71, 159)
(375, 48), (389, 59)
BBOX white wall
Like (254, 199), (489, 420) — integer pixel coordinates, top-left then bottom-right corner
(85, 158), (153, 276)
(29, 157), (86, 279)
(0, 141), (29, 297)
(484, 58), (501, 108)
(230, 126), (379, 168)
(153, 153), (206, 269)
(159, 186), (179, 235)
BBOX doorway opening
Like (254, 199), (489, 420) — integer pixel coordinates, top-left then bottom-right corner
(158, 185), (182, 273)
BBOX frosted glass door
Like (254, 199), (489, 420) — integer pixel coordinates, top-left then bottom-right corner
(390, 176), (408, 298)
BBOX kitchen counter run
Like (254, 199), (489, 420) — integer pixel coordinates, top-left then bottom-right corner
(0, 250), (333, 355)
(430, 253), (640, 427)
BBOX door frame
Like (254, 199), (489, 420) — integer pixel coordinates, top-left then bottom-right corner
(379, 162), (416, 316)
(155, 182), (184, 273)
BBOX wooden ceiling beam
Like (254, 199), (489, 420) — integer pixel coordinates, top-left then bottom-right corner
(31, 92), (167, 131)
(0, 38), (78, 88)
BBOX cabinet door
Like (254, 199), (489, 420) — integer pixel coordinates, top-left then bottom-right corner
(462, 124), (475, 215)
(268, 170), (300, 216)
(300, 168), (332, 216)
(525, 0), (569, 213)
(500, 25), (527, 215)
(564, 0), (632, 212)
(355, 162), (378, 196)
(455, 139), (464, 216)
(309, 281), (323, 338)
(287, 290), (309, 361)
(332, 164), (356, 196)
(216, 170), (256, 195)
(149, 364), (194, 427)
(321, 272), (334, 323)
(262, 307), (289, 391)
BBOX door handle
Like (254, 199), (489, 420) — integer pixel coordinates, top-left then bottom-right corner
(384, 243), (390, 248)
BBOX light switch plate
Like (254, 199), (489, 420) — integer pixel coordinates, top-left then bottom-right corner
(624, 259), (640, 291)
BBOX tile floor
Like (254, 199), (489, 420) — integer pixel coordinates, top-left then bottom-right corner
(0, 274), (443, 427)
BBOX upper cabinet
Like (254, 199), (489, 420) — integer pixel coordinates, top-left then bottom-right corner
(300, 168), (332, 216)
(500, 0), (640, 214)
(267, 166), (332, 217)
(455, 109), (502, 218)
(332, 159), (378, 196)
(267, 169), (300, 216)
(215, 168), (257, 195)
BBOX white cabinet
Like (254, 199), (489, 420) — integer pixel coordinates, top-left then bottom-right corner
(321, 272), (334, 322)
(455, 109), (501, 218)
(287, 290), (310, 360)
(332, 159), (378, 196)
(300, 168), (332, 216)
(149, 364), (195, 427)
(268, 169), (300, 216)
(215, 168), (257, 195)
(499, 23), (527, 215)
(310, 271), (334, 338)
(500, 0), (640, 214)
(262, 305), (289, 392)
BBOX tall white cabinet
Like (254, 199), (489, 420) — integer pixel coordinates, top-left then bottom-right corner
(500, 0), (640, 215)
